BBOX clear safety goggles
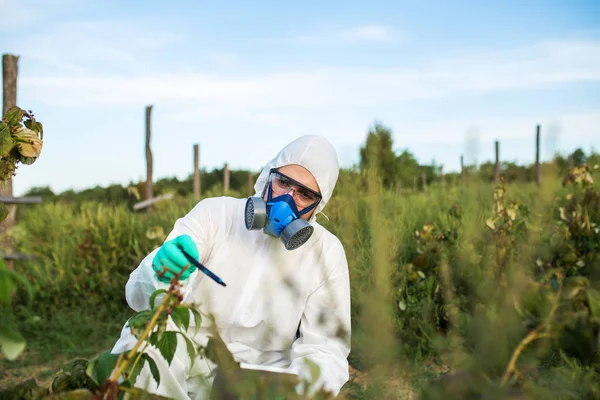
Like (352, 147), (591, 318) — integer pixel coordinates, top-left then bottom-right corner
(268, 168), (322, 209)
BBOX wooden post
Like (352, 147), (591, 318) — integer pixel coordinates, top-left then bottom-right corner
(1, 54), (18, 239)
(248, 172), (254, 196)
(193, 144), (200, 201)
(2, 54), (17, 121)
(421, 171), (427, 191)
(535, 125), (541, 185)
(145, 106), (153, 204)
(223, 163), (230, 193)
(460, 155), (465, 184)
(494, 141), (500, 184)
(413, 176), (418, 192)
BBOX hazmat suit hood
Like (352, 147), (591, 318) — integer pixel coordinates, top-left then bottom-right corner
(253, 135), (339, 223)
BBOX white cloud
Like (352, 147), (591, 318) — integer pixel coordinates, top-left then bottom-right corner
(19, 38), (600, 111)
(294, 24), (400, 44)
(0, 0), (84, 30)
(9, 19), (184, 75)
(338, 24), (397, 42)
(0, 0), (40, 29)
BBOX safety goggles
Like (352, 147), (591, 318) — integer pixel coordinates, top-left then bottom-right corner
(268, 168), (322, 209)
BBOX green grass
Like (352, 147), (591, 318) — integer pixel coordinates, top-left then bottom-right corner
(0, 308), (131, 366)
(2, 168), (599, 398)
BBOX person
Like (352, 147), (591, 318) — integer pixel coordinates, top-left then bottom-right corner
(111, 135), (351, 399)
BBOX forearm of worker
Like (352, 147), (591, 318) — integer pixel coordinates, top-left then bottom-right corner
(288, 269), (352, 396)
(125, 201), (214, 311)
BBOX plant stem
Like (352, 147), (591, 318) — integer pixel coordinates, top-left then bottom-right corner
(127, 342), (149, 381)
(500, 326), (543, 386)
(109, 292), (171, 382)
(501, 274), (563, 386)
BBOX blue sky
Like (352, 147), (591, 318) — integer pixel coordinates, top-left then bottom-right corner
(1, 0), (599, 195)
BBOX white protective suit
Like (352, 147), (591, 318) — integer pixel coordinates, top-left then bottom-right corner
(111, 135), (351, 399)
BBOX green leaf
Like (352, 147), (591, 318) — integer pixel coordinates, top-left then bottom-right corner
(24, 117), (33, 130)
(0, 266), (16, 305)
(35, 121), (44, 139)
(87, 350), (121, 385)
(13, 126), (42, 158)
(124, 353), (145, 384)
(190, 308), (202, 335)
(0, 320), (26, 360)
(3, 107), (24, 125)
(563, 276), (589, 300)
(142, 354), (161, 387)
(0, 265), (33, 305)
(155, 331), (177, 365)
(564, 276), (589, 286)
(149, 289), (168, 309)
(23, 119), (44, 139)
(128, 310), (153, 340)
(184, 337), (196, 368)
(175, 332), (196, 367)
(587, 288), (600, 317)
(171, 306), (190, 332)
(18, 154), (37, 165)
(0, 122), (15, 157)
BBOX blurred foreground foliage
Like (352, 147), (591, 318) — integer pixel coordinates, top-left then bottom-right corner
(0, 106), (44, 363)
(2, 120), (600, 398)
(3, 162), (600, 399)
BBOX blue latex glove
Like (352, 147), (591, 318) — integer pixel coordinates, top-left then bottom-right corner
(152, 234), (199, 283)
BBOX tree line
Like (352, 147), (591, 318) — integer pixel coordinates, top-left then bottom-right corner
(24, 122), (599, 205)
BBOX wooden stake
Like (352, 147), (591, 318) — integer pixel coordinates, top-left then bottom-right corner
(223, 163), (230, 193)
(535, 125), (541, 185)
(494, 141), (500, 184)
(193, 144), (200, 201)
(1, 54), (18, 243)
(145, 105), (153, 210)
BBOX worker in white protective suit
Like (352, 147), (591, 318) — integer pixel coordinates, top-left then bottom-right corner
(111, 135), (351, 399)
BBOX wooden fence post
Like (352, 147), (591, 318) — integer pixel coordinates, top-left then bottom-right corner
(1, 54), (18, 239)
(131, 106), (174, 212)
(223, 163), (230, 193)
(193, 144), (200, 201)
(494, 141), (500, 184)
(535, 125), (541, 185)
(145, 105), (153, 207)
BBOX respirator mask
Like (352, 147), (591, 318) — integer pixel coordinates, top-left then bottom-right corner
(244, 168), (321, 250)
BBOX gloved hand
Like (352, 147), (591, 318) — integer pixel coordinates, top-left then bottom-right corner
(152, 234), (199, 283)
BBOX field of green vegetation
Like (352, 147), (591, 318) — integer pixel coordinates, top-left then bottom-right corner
(1, 124), (599, 399)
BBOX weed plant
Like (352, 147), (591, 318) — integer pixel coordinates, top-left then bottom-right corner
(2, 163), (599, 399)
